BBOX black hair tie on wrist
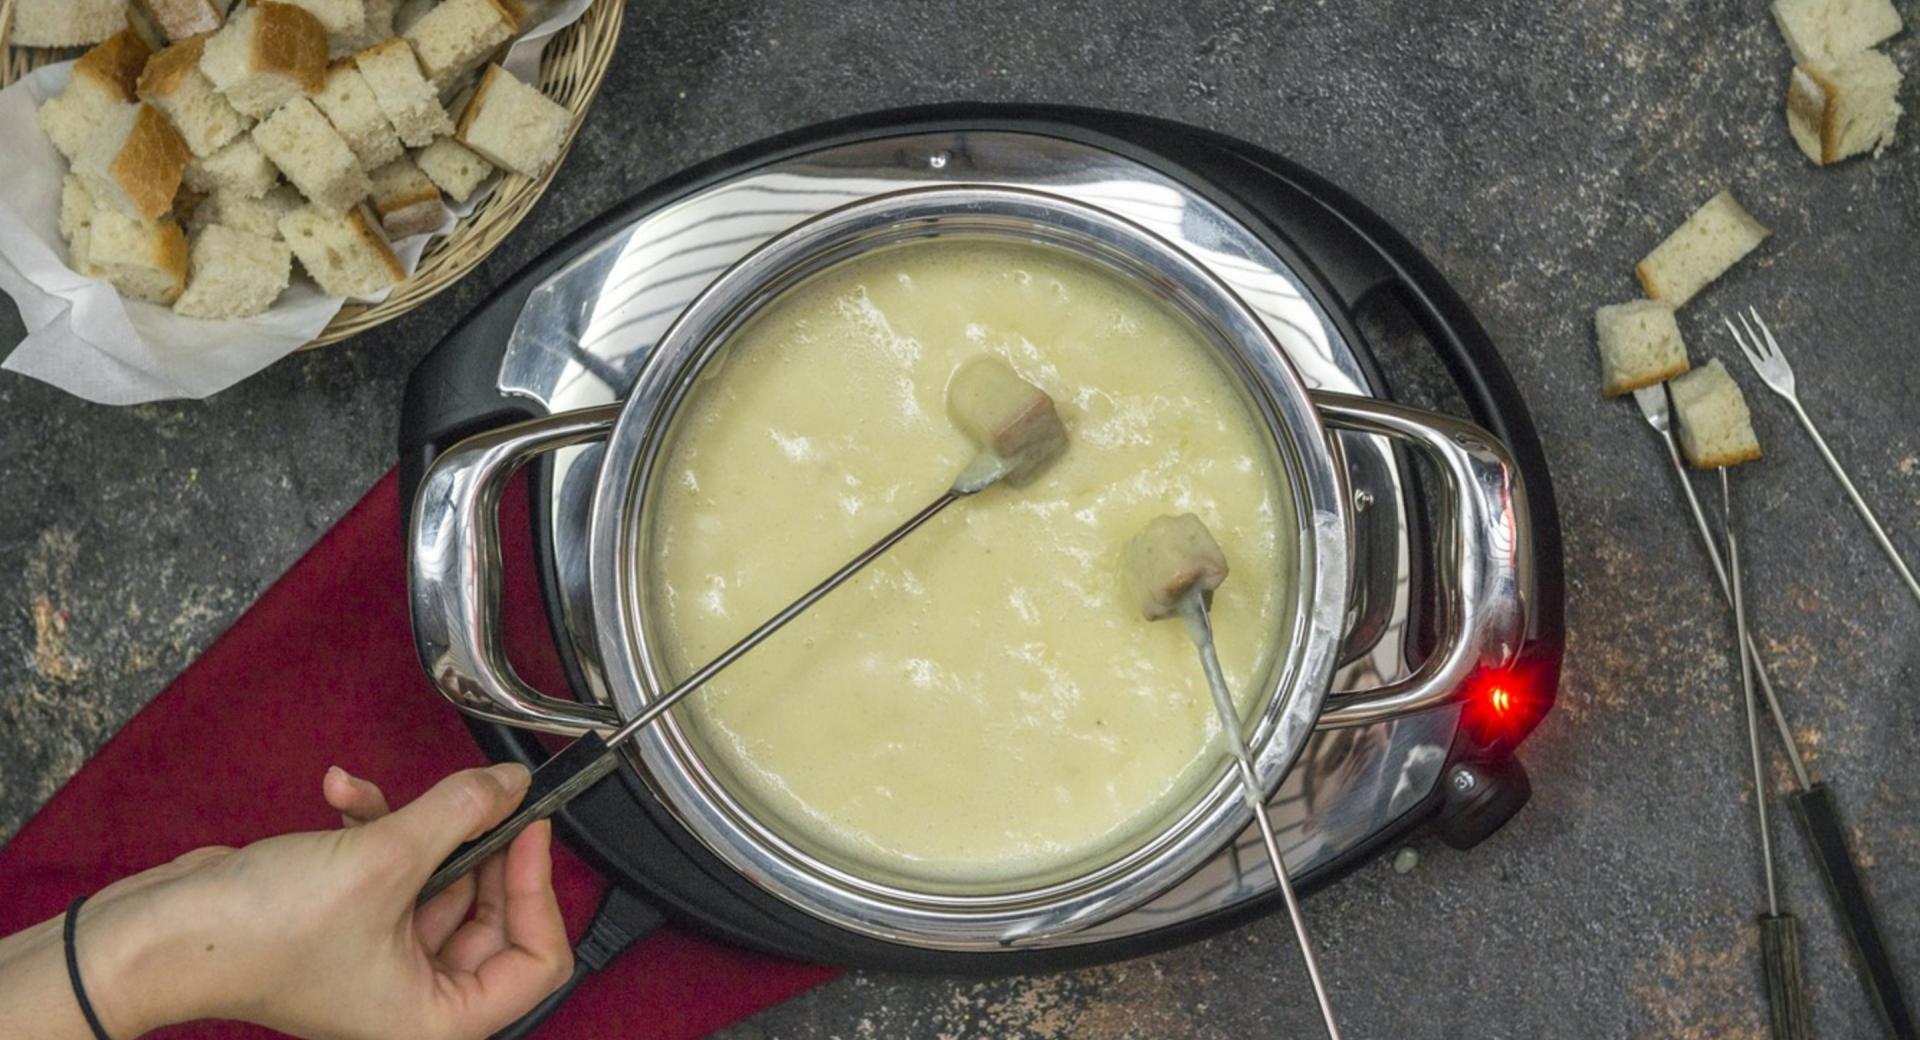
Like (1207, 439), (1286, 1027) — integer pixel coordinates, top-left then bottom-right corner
(64, 896), (115, 1040)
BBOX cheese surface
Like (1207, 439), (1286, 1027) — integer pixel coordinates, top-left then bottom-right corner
(648, 238), (1294, 885)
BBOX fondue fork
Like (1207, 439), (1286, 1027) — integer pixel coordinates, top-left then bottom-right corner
(1722, 470), (1810, 1040)
(421, 357), (1068, 902)
(1122, 513), (1340, 1039)
(1634, 386), (1915, 1038)
(1725, 308), (1920, 610)
(1178, 590), (1343, 1040)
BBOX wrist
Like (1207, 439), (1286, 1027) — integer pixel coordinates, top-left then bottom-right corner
(75, 877), (228, 1037)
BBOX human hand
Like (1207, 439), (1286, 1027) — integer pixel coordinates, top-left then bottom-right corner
(68, 764), (573, 1040)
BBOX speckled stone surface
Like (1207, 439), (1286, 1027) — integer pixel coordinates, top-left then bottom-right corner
(4, 1), (1917, 1037)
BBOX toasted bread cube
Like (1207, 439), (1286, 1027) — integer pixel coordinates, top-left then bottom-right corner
(253, 96), (372, 212)
(183, 136), (281, 198)
(278, 204), (405, 297)
(414, 136), (493, 202)
(13, 0), (131, 47)
(174, 224), (293, 318)
(354, 39), (452, 147)
(131, 0), (227, 43)
(946, 356), (1068, 487)
(87, 209), (190, 304)
(1771, 0), (1903, 64)
(190, 184), (303, 239)
(74, 102), (191, 223)
(1594, 301), (1689, 397)
(1787, 51), (1904, 165)
(199, 2), (328, 119)
(311, 62), (406, 169)
(404, 0), (521, 89)
(1122, 514), (1231, 622)
(1635, 191), (1770, 307)
(1671, 359), (1763, 469)
(36, 30), (154, 163)
(369, 157), (444, 238)
(455, 64), (571, 178)
(138, 37), (250, 158)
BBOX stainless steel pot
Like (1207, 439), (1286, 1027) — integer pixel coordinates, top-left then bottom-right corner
(409, 185), (1531, 949)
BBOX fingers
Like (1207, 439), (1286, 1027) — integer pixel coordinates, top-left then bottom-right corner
(414, 874), (476, 952)
(375, 763), (531, 879)
(451, 821), (574, 1035)
(323, 766), (392, 827)
(434, 848), (511, 972)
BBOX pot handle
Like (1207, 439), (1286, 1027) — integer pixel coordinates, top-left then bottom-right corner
(409, 405), (625, 736)
(1311, 392), (1531, 729)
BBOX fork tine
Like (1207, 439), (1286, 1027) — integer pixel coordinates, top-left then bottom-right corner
(1725, 315), (1766, 369)
(1748, 307), (1784, 362)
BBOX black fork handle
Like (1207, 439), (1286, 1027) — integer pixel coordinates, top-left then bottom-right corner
(1790, 782), (1917, 1039)
(421, 733), (619, 904)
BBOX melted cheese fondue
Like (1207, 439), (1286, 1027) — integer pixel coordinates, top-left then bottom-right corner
(649, 238), (1293, 885)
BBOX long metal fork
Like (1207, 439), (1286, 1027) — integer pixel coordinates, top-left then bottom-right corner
(1632, 385), (1809, 784)
(1634, 384), (1917, 1038)
(1725, 307), (1920, 608)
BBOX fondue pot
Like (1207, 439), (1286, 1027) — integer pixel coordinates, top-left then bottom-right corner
(399, 105), (1564, 1023)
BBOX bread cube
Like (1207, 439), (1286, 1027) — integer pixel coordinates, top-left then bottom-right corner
(36, 30), (154, 163)
(13, 0), (131, 47)
(1122, 514), (1230, 622)
(354, 39), (452, 147)
(138, 37), (250, 158)
(131, 0), (228, 43)
(1671, 359), (1763, 469)
(74, 103), (191, 223)
(1634, 191), (1770, 307)
(1771, 0), (1903, 64)
(1594, 300), (1689, 397)
(175, 225), (293, 318)
(190, 184), (303, 240)
(312, 62), (406, 169)
(61, 176), (100, 245)
(369, 157), (445, 238)
(946, 355), (1068, 487)
(334, 0), (399, 57)
(86, 209), (190, 304)
(272, 0), (365, 55)
(278, 204), (405, 297)
(183, 137), (281, 198)
(199, 2), (328, 119)
(455, 64), (571, 178)
(1787, 50), (1904, 165)
(404, 0), (522, 89)
(253, 96), (372, 212)
(415, 136), (494, 202)
(395, 0), (437, 33)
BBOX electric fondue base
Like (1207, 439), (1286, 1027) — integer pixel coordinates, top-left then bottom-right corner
(400, 105), (1564, 974)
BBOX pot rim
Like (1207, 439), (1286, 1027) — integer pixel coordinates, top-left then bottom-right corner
(585, 185), (1353, 946)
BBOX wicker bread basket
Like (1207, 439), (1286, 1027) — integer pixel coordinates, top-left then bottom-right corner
(0, 0), (623, 348)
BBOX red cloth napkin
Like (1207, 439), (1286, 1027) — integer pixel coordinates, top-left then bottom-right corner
(0, 471), (838, 1038)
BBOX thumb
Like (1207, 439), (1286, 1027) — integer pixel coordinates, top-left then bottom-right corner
(377, 764), (532, 870)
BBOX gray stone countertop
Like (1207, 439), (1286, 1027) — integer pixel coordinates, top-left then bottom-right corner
(3, 1), (1916, 1037)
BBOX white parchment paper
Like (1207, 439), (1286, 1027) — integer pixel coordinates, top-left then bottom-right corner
(0, 0), (597, 405)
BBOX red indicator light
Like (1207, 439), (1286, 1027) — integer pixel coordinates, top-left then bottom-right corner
(1489, 686), (1512, 714)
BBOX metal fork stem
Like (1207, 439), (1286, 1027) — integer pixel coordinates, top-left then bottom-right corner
(1183, 595), (1341, 1040)
(1654, 431), (1812, 789)
(1725, 472), (1781, 915)
(604, 490), (961, 749)
(1785, 398), (1920, 609)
